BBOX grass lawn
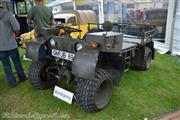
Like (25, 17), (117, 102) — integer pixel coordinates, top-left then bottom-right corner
(0, 48), (180, 120)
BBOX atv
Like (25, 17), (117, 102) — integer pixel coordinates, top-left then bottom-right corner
(26, 21), (156, 112)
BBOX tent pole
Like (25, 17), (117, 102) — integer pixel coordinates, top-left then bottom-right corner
(165, 0), (176, 51)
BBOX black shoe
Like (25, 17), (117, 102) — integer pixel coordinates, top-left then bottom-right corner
(9, 83), (17, 88)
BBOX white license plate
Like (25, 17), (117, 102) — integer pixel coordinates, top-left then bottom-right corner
(52, 49), (75, 61)
(53, 86), (74, 104)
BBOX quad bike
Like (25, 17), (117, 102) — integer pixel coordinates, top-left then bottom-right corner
(26, 21), (156, 112)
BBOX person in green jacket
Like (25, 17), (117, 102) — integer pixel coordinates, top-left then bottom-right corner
(0, 0), (27, 88)
(27, 0), (56, 30)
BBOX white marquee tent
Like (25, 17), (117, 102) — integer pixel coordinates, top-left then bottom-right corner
(155, 0), (180, 56)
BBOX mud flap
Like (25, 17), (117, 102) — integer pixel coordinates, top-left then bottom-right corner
(25, 41), (46, 61)
(107, 68), (123, 86)
(72, 49), (99, 80)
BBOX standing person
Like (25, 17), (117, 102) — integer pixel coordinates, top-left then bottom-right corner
(135, 9), (143, 24)
(0, 0), (27, 88)
(27, 0), (56, 30)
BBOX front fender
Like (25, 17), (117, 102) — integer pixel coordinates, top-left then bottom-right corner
(72, 49), (99, 80)
(25, 41), (46, 61)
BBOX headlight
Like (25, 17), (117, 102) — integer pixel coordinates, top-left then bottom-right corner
(106, 43), (112, 50)
(75, 43), (83, 51)
(50, 39), (56, 46)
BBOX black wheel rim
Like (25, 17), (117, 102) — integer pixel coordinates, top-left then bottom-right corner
(95, 79), (113, 109)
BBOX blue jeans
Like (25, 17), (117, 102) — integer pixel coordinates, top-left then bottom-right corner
(0, 48), (26, 86)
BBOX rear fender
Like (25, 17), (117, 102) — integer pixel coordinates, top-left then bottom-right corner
(72, 49), (99, 80)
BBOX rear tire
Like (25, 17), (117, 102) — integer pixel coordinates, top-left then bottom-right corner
(76, 69), (113, 112)
(29, 61), (56, 89)
(136, 47), (152, 70)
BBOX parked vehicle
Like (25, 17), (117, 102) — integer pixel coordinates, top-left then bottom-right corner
(20, 10), (99, 48)
(144, 8), (167, 41)
(26, 21), (156, 112)
(54, 10), (98, 39)
(115, 9), (167, 41)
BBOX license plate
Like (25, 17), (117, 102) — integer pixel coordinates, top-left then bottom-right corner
(52, 49), (75, 61)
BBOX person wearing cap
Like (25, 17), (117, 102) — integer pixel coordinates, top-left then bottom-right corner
(27, 0), (56, 30)
(0, 0), (27, 88)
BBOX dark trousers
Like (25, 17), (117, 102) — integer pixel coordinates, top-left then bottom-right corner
(0, 48), (26, 86)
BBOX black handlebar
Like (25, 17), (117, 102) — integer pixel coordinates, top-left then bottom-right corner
(56, 24), (82, 34)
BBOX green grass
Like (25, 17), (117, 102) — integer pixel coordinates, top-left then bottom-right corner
(0, 48), (180, 120)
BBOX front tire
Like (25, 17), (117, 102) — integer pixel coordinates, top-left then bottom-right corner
(76, 69), (113, 112)
(29, 61), (56, 89)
